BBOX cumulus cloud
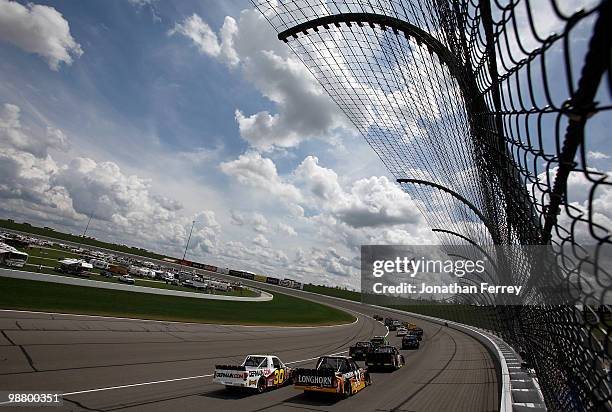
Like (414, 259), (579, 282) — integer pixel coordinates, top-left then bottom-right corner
(276, 222), (297, 236)
(0, 102), (223, 257)
(169, 14), (239, 66)
(234, 49), (345, 151)
(220, 151), (302, 203)
(230, 210), (268, 233)
(294, 155), (343, 202)
(221, 152), (432, 282)
(295, 156), (422, 228)
(253, 233), (270, 248)
(0, 103), (68, 157)
(172, 8), (349, 151)
(0, 0), (82, 70)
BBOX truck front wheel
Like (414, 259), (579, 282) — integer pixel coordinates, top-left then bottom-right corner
(343, 381), (351, 398)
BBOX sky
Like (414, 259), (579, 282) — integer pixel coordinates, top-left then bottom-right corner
(0, 0), (609, 289)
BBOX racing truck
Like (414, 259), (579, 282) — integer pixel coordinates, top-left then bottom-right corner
(388, 320), (401, 331)
(349, 341), (374, 361)
(412, 326), (424, 340)
(403, 322), (424, 339)
(294, 356), (370, 397)
(366, 346), (405, 371)
(213, 355), (292, 393)
(370, 335), (389, 349)
(401, 333), (420, 350)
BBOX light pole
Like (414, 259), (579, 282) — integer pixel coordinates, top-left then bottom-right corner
(182, 220), (196, 261)
(82, 212), (93, 238)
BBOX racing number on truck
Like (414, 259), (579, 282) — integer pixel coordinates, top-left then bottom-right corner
(273, 368), (284, 385)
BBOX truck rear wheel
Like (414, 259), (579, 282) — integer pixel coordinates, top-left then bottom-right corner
(257, 378), (266, 393)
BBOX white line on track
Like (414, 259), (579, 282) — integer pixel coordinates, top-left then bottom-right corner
(0, 309), (358, 329)
(0, 348), (352, 405)
(62, 374), (214, 397)
(56, 350), (348, 399)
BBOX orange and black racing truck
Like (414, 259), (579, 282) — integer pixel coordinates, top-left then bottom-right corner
(293, 356), (370, 397)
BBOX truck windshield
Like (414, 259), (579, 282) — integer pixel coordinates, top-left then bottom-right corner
(316, 357), (349, 372)
(244, 356), (267, 367)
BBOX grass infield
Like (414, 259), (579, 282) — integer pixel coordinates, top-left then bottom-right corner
(303, 284), (361, 302)
(0, 277), (355, 326)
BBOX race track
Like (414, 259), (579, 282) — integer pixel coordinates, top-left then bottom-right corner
(0, 286), (498, 412)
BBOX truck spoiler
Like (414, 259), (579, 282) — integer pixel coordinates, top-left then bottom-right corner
(215, 365), (246, 371)
(293, 368), (337, 388)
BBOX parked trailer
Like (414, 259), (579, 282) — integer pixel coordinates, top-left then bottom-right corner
(230, 270), (255, 280)
(57, 258), (93, 276)
(0, 242), (28, 268)
(229, 269), (244, 277)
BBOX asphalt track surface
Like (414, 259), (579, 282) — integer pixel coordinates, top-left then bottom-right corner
(0, 284), (499, 412)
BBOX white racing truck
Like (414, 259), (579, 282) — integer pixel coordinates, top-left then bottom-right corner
(213, 355), (293, 393)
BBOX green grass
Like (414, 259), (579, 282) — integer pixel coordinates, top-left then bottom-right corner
(26, 246), (81, 260)
(1, 219), (169, 260)
(0, 277), (354, 326)
(304, 284), (362, 302)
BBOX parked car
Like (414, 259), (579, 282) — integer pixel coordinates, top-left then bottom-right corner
(181, 279), (195, 288)
(118, 275), (135, 284)
(100, 270), (113, 278)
